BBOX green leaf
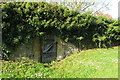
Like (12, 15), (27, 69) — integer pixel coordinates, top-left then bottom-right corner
(65, 38), (69, 42)
(76, 37), (84, 40)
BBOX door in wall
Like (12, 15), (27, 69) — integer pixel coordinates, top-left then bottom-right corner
(42, 35), (57, 63)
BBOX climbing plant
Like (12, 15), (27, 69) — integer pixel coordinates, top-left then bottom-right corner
(1, 2), (119, 59)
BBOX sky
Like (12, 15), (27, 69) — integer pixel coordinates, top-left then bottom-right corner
(46, 0), (119, 19)
(103, 0), (119, 19)
(82, 0), (119, 19)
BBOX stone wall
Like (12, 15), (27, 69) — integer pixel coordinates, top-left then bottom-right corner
(33, 37), (42, 62)
(55, 37), (77, 60)
(9, 37), (42, 62)
(9, 36), (78, 62)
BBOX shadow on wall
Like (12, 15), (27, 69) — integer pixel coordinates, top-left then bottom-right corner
(9, 35), (78, 63)
(9, 34), (119, 63)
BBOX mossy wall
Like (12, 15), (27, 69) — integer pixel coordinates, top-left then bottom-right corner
(9, 36), (77, 62)
(9, 37), (42, 62)
(33, 37), (42, 62)
(55, 36), (77, 60)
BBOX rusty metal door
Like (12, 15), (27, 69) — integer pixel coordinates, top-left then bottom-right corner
(41, 35), (57, 63)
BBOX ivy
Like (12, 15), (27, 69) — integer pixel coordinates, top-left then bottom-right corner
(1, 2), (119, 59)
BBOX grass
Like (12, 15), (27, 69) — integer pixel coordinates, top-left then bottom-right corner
(1, 46), (118, 78)
(49, 46), (118, 78)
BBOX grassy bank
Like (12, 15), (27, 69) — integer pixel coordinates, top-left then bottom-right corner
(50, 46), (118, 78)
(1, 46), (118, 78)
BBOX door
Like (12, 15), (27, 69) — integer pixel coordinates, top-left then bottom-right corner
(41, 35), (57, 63)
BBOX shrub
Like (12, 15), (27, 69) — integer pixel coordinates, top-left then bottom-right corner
(1, 2), (119, 59)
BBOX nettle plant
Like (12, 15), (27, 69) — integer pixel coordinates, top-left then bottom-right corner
(1, 2), (119, 59)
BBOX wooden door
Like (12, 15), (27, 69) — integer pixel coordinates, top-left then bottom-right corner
(41, 35), (57, 63)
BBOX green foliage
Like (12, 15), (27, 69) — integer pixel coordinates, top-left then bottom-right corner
(2, 57), (51, 78)
(2, 46), (118, 78)
(1, 2), (120, 59)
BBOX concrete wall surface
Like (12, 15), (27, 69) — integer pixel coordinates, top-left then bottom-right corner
(10, 36), (78, 62)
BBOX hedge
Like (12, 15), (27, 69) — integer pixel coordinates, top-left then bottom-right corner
(1, 2), (120, 59)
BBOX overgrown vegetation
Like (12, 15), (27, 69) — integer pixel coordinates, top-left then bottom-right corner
(1, 2), (120, 59)
(1, 58), (51, 78)
(1, 46), (118, 78)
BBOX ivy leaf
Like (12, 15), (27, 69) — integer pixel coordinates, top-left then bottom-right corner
(65, 38), (69, 42)
(39, 32), (45, 35)
(76, 37), (84, 40)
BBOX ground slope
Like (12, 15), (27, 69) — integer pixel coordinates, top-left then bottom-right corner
(1, 46), (118, 78)
(49, 46), (118, 78)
